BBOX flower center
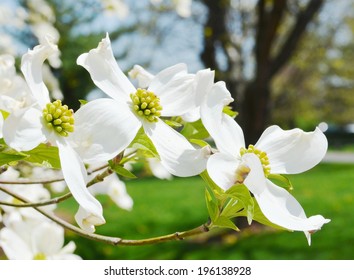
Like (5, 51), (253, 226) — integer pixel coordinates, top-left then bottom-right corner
(130, 88), (162, 122)
(240, 144), (271, 177)
(43, 100), (74, 137)
(234, 164), (251, 184)
(33, 252), (46, 260)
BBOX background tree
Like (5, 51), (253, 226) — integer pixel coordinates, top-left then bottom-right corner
(199, 0), (326, 144)
(273, 4), (354, 129)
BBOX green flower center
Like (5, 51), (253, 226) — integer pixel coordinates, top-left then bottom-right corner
(33, 252), (46, 260)
(240, 144), (271, 177)
(130, 88), (162, 122)
(43, 100), (74, 137)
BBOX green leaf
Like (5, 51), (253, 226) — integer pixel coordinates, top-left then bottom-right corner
(109, 162), (137, 179)
(79, 99), (88, 106)
(246, 201), (255, 225)
(164, 119), (183, 127)
(268, 174), (293, 191)
(25, 144), (61, 169)
(180, 119), (209, 140)
(222, 106), (238, 118)
(200, 170), (223, 196)
(0, 152), (28, 166)
(129, 128), (159, 158)
(205, 189), (219, 222)
(220, 197), (244, 218)
(213, 216), (239, 231)
(224, 184), (254, 224)
(189, 138), (210, 148)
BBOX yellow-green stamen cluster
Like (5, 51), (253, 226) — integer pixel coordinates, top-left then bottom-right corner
(33, 253), (46, 260)
(130, 88), (162, 122)
(43, 100), (74, 137)
(240, 144), (271, 177)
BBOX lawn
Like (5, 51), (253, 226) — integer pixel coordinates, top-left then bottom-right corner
(61, 162), (354, 260)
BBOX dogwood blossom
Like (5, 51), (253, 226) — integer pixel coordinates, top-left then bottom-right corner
(200, 79), (330, 244)
(0, 54), (33, 114)
(2, 37), (105, 232)
(128, 64), (209, 122)
(73, 34), (209, 177)
(0, 168), (55, 227)
(0, 220), (81, 260)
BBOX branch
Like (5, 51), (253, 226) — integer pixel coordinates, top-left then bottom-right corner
(0, 168), (113, 208)
(255, 0), (287, 79)
(0, 184), (210, 246)
(0, 164), (108, 185)
(270, 0), (324, 77)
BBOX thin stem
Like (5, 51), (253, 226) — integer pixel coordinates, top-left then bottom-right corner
(87, 163), (109, 175)
(0, 168), (113, 208)
(0, 184), (210, 246)
(0, 164), (109, 185)
(0, 176), (64, 185)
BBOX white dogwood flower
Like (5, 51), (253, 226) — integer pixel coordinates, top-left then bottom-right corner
(0, 167), (54, 227)
(0, 220), (81, 260)
(2, 37), (105, 232)
(129, 64), (211, 122)
(74, 34), (209, 177)
(201, 81), (330, 244)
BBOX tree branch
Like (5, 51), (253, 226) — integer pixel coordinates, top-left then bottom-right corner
(0, 168), (113, 208)
(270, 0), (324, 77)
(255, 0), (287, 79)
(0, 184), (210, 246)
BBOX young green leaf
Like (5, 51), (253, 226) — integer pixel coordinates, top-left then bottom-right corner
(180, 119), (209, 140)
(0, 152), (28, 166)
(24, 144), (61, 169)
(212, 216), (239, 231)
(129, 128), (159, 158)
(109, 161), (137, 179)
(164, 119), (183, 128)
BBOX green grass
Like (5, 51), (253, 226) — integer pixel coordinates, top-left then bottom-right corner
(57, 163), (354, 259)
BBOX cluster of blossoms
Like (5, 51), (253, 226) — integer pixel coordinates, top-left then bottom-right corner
(0, 33), (329, 259)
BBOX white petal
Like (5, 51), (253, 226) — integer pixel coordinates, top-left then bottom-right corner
(77, 34), (135, 102)
(194, 68), (214, 106)
(258, 181), (330, 232)
(0, 227), (32, 260)
(255, 126), (328, 174)
(74, 206), (104, 234)
(106, 175), (133, 211)
(148, 64), (196, 116)
(207, 153), (240, 191)
(243, 153), (330, 231)
(181, 107), (200, 122)
(179, 69), (215, 122)
(89, 173), (133, 211)
(71, 98), (141, 164)
(3, 107), (45, 151)
(143, 119), (209, 177)
(242, 153), (269, 194)
(54, 241), (81, 260)
(147, 157), (173, 180)
(32, 222), (64, 256)
(56, 138), (105, 231)
(21, 36), (58, 107)
(128, 64), (154, 88)
(148, 63), (187, 92)
(200, 81), (244, 155)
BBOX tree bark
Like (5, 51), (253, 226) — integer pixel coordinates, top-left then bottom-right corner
(200, 0), (324, 145)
